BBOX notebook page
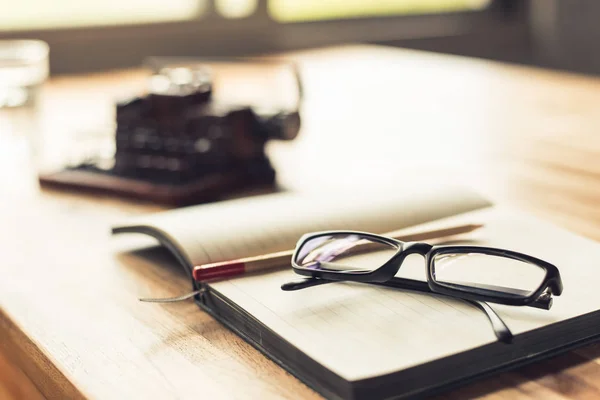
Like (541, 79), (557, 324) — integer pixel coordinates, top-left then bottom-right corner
(209, 208), (600, 381)
(115, 184), (491, 266)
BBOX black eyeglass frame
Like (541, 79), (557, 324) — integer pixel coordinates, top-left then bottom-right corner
(291, 230), (563, 307)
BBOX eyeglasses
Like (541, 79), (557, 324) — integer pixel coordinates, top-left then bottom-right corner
(282, 231), (563, 343)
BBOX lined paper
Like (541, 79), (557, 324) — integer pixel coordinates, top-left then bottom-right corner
(209, 208), (600, 381)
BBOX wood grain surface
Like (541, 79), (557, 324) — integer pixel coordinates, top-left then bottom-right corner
(2, 45), (600, 399)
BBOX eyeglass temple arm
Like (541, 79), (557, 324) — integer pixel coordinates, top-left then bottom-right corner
(281, 277), (513, 343)
(468, 300), (512, 343)
(281, 276), (552, 310)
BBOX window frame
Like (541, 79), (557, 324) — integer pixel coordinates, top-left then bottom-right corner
(0, 0), (527, 74)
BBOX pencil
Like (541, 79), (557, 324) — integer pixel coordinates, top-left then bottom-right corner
(192, 223), (483, 282)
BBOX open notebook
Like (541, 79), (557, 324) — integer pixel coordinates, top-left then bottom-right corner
(113, 186), (600, 399)
(113, 184), (491, 279)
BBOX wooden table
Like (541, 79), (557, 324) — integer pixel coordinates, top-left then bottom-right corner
(3, 45), (600, 399)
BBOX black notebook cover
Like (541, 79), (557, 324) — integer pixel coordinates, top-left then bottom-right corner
(195, 281), (600, 400)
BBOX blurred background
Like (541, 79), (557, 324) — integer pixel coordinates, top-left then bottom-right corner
(3, 0), (600, 211)
(1, 0), (598, 76)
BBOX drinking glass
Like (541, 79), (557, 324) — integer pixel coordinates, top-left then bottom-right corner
(0, 40), (48, 109)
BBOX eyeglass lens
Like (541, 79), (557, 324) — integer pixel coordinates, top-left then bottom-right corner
(295, 234), (397, 273)
(431, 252), (547, 298)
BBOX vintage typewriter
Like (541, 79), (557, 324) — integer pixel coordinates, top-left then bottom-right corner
(39, 60), (301, 205)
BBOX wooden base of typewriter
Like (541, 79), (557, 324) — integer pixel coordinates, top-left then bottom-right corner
(38, 162), (278, 206)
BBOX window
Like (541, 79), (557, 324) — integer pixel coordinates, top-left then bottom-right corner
(216, 0), (259, 19)
(269, 0), (491, 22)
(0, 0), (206, 30)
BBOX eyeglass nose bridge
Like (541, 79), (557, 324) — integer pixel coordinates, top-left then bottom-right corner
(366, 242), (433, 282)
(401, 242), (433, 255)
(370, 242), (433, 282)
